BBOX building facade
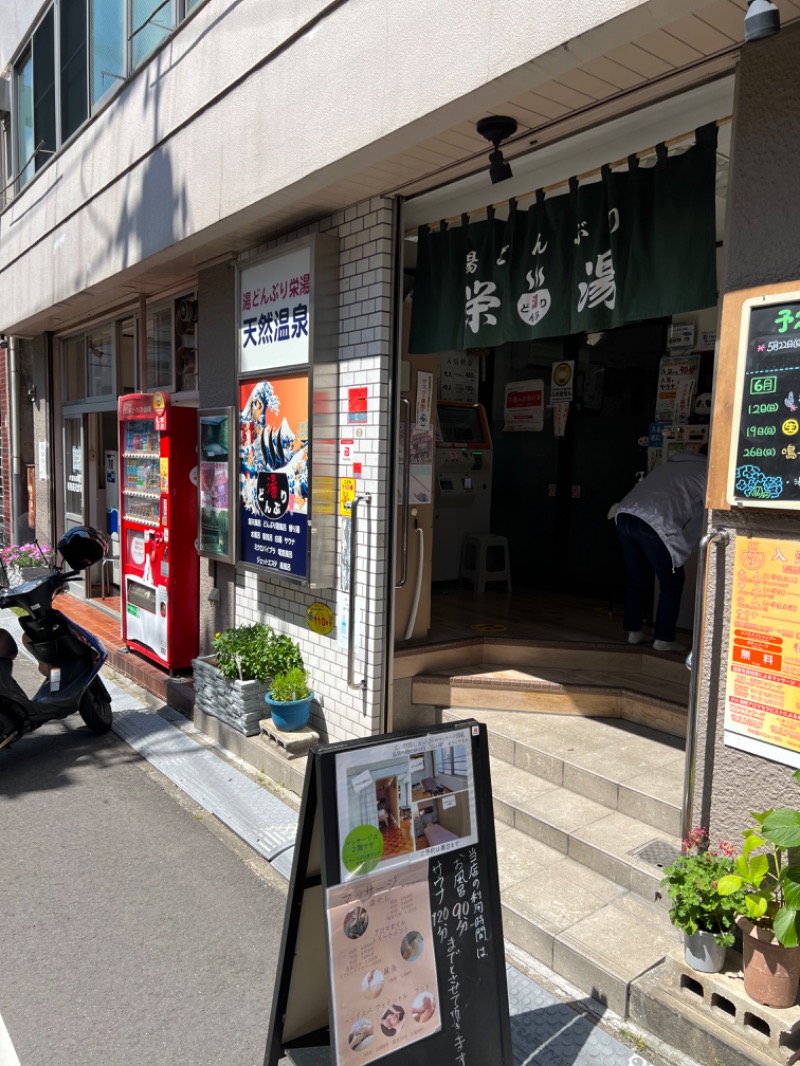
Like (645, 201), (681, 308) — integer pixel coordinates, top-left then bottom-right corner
(1, 0), (800, 838)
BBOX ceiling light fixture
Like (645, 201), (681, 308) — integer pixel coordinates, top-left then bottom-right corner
(476, 116), (518, 184)
(744, 0), (781, 41)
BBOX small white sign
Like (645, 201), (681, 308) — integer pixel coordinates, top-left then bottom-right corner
(38, 441), (48, 480)
(667, 322), (696, 349)
(550, 360), (575, 404)
(350, 769), (374, 793)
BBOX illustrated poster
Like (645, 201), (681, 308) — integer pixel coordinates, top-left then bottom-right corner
(239, 373), (309, 578)
(327, 861), (441, 1064)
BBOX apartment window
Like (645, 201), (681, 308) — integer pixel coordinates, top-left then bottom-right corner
(91, 0), (126, 105)
(13, 0), (205, 191)
(131, 0), (174, 69)
(61, 0), (88, 140)
(87, 324), (114, 397)
(63, 333), (86, 402)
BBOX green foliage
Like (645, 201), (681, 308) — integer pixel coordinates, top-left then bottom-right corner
(269, 667), (311, 703)
(660, 828), (745, 946)
(717, 769), (800, 948)
(211, 623), (304, 684)
(1, 542), (51, 569)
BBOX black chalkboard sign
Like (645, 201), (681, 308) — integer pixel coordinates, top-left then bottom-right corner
(264, 720), (512, 1066)
(729, 292), (800, 508)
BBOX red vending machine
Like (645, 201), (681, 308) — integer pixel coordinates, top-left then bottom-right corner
(118, 391), (199, 669)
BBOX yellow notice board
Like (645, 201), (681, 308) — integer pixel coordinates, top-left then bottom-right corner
(726, 535), (800, 767)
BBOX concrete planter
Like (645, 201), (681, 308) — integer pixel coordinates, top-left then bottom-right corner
(192, 655), (271, 736)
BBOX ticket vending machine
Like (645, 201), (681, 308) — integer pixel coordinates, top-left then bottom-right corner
(432, 403), (492, 582)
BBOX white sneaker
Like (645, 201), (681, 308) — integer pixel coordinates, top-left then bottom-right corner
(628, 631), (645, 644)
(653, 639), (686, 653)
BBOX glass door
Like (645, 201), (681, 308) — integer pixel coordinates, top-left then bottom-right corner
(63, 414), (88, 599)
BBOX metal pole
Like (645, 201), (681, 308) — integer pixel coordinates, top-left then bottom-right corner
(348, 493), (372, 690)
(682, 528), (729, 841)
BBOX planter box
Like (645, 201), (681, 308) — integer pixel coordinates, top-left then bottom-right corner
(192, 655), (271, 736)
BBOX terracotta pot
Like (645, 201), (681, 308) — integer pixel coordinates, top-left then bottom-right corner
(684, 929), (726, 973)
(736, 915), (800, 1008)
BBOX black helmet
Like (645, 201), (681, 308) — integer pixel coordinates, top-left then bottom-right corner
(57, 526), (109, 570)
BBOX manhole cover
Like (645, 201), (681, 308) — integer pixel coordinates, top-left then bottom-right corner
(629, 838), (682, 869)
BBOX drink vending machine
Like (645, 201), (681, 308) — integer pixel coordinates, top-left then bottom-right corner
(118, 392), (199, 669)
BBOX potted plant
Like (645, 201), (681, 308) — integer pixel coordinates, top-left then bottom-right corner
(717, 769), (800, 1008)
(660, 827), (744, 973)
(192, 623), (305, 736)
(264, 666), (314, 732)
(1, 541), (52, 586)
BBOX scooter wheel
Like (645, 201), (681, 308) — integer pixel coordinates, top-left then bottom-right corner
(79, 689), (113, 734)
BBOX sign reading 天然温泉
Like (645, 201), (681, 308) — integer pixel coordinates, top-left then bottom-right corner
(239, 244), (312, 374)
(408, 125), (718, 354)
(725, 535), (800, 769)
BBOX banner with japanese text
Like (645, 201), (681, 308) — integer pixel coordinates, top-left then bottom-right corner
(239, 373), (309, 578)
(408, 125), (717, 353)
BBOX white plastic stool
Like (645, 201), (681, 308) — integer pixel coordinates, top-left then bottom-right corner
(459, 534), (512, 594)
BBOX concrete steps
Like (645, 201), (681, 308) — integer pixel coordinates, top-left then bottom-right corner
(405, 639), (691, 738)
(443, 707), (685, 1018)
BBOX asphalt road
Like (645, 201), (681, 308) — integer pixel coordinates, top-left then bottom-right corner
(0, 701), (288, 1066)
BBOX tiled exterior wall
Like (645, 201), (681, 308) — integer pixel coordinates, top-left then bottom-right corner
(235, 197), (395, 744)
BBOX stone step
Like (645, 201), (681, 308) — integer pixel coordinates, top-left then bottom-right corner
(418, 667), (688, 738)
(495, 819), (679, 1018)
(445, 707), (684, 837)
(489, 755), (680, 903)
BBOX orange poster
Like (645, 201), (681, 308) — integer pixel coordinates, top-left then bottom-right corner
(726, 535), (800, 765)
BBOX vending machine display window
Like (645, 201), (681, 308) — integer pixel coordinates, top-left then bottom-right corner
(198, 407), (235, 563)
(118, 392), (199, 670)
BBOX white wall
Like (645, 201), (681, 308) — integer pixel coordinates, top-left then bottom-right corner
(0, 0), (696, 333)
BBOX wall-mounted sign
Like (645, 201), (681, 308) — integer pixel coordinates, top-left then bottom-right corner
(725, 534), (800, 768)
(728, 290), (800, 508)
(239, 374), (309, 579)
(348, 387), (368, 424)
(550, 360), (574, 404)
(503, 379), (544, 432)
(667, 322), (696, 349)
(306, 601), (334, 635)
(239, 245), (312, 374)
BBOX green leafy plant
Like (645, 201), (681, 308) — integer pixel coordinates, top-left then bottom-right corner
(211, 624), (304, 684)
(660, 827), (745, 946)
(269, 667), (311, 703)
(717, 769), (800, 948)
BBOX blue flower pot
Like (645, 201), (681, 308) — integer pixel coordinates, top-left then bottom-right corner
(265, 691), (313, 732)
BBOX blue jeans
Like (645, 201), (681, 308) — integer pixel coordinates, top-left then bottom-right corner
(616, 512), (685, 642)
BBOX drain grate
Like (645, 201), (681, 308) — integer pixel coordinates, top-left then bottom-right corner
(629, 838), (682, 870)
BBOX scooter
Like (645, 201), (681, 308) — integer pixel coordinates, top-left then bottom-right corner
(0, 526), (113, 751)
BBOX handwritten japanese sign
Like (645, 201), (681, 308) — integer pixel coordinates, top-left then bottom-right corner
(728, 293), (800, 509)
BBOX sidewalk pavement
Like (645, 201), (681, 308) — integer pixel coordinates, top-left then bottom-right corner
(1, 606), (695, 1066)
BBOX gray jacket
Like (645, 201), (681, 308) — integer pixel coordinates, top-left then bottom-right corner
(616, 451), (708, 568)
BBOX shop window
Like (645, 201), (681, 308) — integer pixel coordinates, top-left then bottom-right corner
(60, 0), (88, 141)
(118, 317), (137, 394)
(87, 325), (114, 397)
(146, 304), (173, 390)
(175, 295), (197, 393)
(63, 333), (86, 402)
